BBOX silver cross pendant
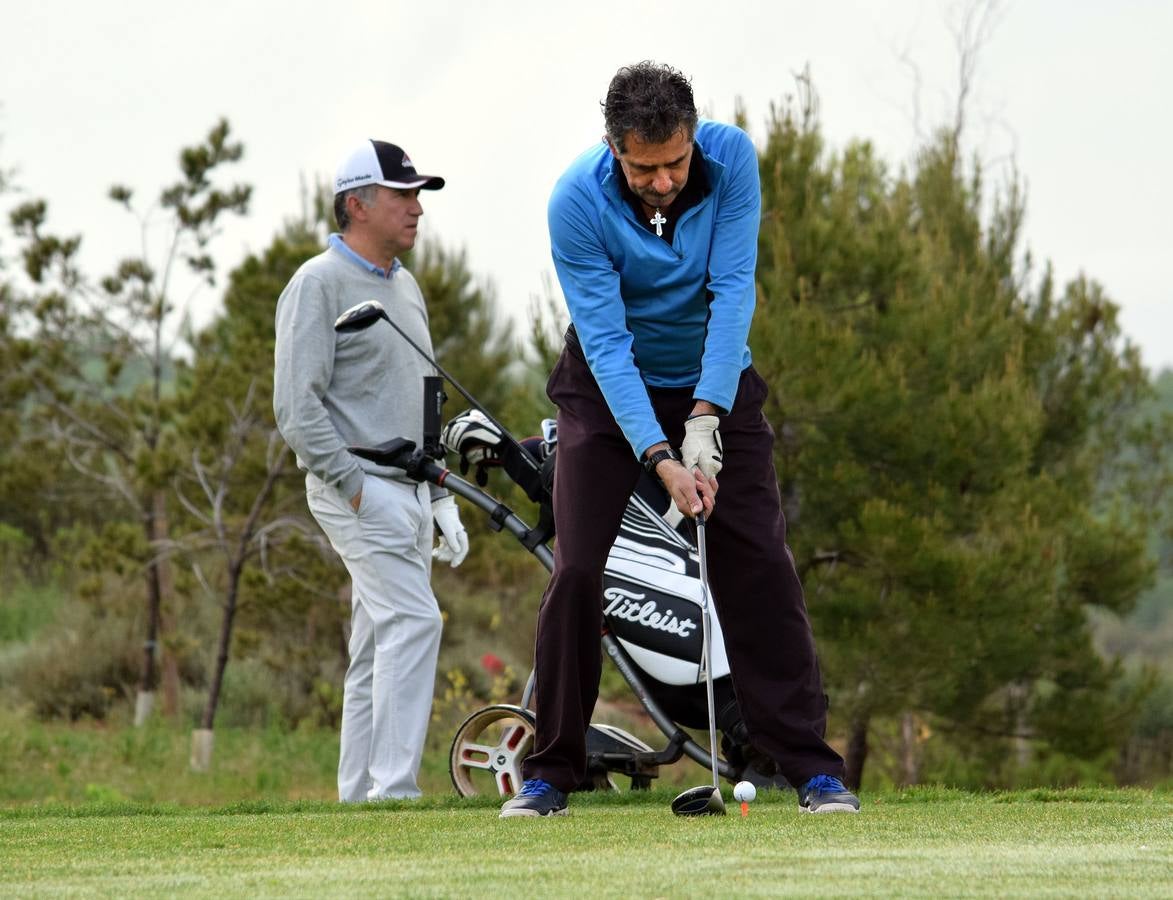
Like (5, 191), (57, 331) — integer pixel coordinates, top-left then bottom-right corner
(650, 209), (666, 237)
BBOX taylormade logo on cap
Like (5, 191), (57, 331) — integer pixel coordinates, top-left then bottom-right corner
(336, 172), (376, 190)
(333, 139), (445, 194)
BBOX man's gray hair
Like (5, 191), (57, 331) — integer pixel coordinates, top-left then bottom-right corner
(333, 184), (381, 231)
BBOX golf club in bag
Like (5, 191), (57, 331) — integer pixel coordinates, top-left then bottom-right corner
(333, 301), (783, 799)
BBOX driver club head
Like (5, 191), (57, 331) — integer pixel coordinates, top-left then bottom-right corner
(671, 785), (726, 817)
(334, 300), (390, 333)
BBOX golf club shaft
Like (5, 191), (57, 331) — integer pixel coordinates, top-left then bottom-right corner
(696, 514), (720, 791)
(378, 312), (541, 476)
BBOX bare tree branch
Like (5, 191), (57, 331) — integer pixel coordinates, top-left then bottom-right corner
(173, 478), (214, 528)
(947, 0), (1006, 146)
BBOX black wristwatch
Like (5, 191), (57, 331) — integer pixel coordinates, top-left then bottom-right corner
(643, 447), (682, 476)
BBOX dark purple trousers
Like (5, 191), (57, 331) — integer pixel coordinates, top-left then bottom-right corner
(521, 345), (845, 791)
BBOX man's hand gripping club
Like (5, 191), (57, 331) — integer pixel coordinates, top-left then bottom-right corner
(681, 414), (723, 480)
(645, 402), (722, 519)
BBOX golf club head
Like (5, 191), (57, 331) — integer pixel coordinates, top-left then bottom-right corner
(671, 785), (726, 817)
(334, 300), (390, 333)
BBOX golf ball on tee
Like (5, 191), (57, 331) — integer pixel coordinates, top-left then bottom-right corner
(733, 781), (756, 803)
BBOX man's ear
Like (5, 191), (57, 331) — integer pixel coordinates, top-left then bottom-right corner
(347, 192), (369, 223)
(604, 135), (620, 159)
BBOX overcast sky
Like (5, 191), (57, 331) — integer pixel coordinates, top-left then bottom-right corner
(2, 0), (1170, 373)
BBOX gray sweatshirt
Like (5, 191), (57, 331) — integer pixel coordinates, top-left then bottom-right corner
(273, 244), (442, 501)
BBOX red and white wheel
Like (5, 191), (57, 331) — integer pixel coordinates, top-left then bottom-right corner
(449, 704), (536, 798)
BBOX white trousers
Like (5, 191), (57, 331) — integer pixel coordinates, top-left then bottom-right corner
(306, 472), (443, 801)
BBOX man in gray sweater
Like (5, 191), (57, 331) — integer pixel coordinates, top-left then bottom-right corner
(274, 139), (468, 802)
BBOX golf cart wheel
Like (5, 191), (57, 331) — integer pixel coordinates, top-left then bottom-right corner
(449, 704), (536, 798)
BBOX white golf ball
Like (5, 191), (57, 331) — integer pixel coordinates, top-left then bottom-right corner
(733, 781), (756, 803)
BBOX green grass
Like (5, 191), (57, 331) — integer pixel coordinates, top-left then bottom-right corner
(0, 788), (1169, 897)
(0, 714), (344, 806)
(1, 714), (1168, 895)
(0, 704), (706, 807)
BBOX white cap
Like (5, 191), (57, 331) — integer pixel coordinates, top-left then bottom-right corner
(333, 139), (445, 194)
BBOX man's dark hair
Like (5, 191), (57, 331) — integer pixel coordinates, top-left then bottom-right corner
(603, 61), (698, 153)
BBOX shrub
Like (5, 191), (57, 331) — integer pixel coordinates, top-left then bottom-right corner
(3, 595), (140, 720)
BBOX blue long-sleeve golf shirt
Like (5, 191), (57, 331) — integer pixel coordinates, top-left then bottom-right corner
(548, 119), (760, 459)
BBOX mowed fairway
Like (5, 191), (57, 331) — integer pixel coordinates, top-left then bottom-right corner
(1, 788), (1169, 898)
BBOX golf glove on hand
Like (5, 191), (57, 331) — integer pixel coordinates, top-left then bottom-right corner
(441, 409), (504, 486)
(681, 415), (724, 479)
(432, 495), (469, 567)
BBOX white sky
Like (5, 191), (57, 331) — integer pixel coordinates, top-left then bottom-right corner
(2, 0), (1170, 373)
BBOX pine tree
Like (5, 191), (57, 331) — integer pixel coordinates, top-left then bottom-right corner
(750, 89), (1155, 786)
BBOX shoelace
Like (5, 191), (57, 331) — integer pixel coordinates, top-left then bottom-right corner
(805, 774), (848, 794)
(517, 778), (554, 798)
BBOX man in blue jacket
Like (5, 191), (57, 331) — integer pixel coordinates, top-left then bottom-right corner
(501, 62), (860, 817)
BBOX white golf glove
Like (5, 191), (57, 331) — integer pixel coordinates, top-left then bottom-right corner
(681, 415), (723, 479)
(441, 409), (503, 467)
(432, 495), (469, 567)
